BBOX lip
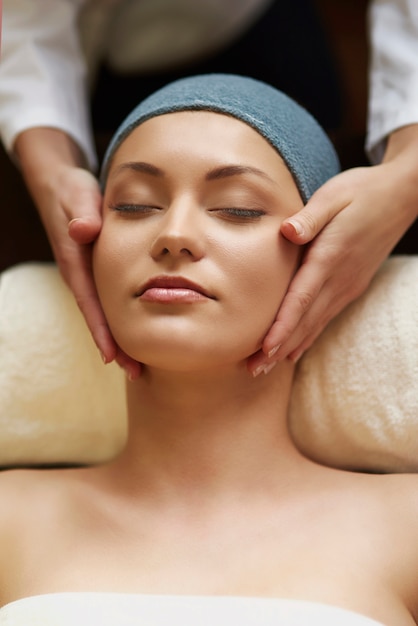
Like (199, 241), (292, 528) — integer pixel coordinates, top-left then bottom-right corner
(136, 276), (215, 303)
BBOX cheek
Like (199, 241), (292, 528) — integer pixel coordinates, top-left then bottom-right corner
(92, 224), (141, 321)
(216, 231), (299, 354)
(224, 233), (298, 315)
(93, 230), (118, 302)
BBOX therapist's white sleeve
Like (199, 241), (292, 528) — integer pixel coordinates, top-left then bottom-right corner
(0, 0), (97, 170)
(367, 0), (418, 164)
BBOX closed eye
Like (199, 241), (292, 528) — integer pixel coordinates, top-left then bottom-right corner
(211, 208), (266, 222)
(108, 203), (161, 215)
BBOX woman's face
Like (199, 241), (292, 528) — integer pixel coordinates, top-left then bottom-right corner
(94, 111), (303, 371)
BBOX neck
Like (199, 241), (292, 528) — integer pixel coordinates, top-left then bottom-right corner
(108, 360), (303, 499)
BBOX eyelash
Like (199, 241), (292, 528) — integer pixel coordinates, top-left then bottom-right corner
(109, 203), (159, 215)
(109, 204), (266, 221)
(212, 208), (266, 222)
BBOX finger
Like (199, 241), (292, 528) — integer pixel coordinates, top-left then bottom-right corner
(74, 283), (118, 365)
(285, 314), (331, 363)
(64, 242), (118, 363)
(277, 268), (366, 362)
(61, 168), (102, 219)
(114, 349), (142, 381)
(66, 242), (142, 378)
(281, 178), (350, 245)
(261, 258), (326, 359)
(68, 216), (102, 245)
(61, 169), (103, 243)
(246, 348), (268, 377)
(248, 281), (333, 376)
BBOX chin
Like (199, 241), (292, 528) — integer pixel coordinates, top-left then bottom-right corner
(119, 337), (258, 374)
(110, 314), (268, 372)
(123, 343), (217, 371)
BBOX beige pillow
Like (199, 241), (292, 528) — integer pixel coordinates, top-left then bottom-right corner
(289, 255), (418, 472)
(0, 263), (126, 466)
(0, 257), (417, 470)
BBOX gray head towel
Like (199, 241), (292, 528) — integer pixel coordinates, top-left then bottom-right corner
(100, 73), (340, 202)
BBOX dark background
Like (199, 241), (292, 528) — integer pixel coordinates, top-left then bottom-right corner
(1, 0), (416, 273)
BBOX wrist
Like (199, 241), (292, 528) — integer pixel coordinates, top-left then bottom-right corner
(14, 128), (88, 215)
(383, 125), (418, 171)
(382, 125), (418, 220)
(15, 127), (86, 179)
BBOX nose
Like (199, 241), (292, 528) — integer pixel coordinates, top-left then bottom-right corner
(150, 200), (205, 262)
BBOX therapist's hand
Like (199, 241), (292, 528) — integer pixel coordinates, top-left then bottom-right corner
(248, 126), (418, 376)
(64, 169), (140, 380)
(14, 128), (141, 380)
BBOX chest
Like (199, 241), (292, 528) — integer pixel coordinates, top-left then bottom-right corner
(3, 495), (404, 611)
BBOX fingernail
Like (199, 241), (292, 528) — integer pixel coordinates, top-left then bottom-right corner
(289, 349), (304, 364)
(252, 364), (266, 378)
(286, 219), (304, 237)
(268, 345), (281, 359)
(125, 368), (136, 382)
(263, 361), (277, 375)
(68, 217), (82, 227)
(252, 361), (277, 377)
(100, 351), (108, 364)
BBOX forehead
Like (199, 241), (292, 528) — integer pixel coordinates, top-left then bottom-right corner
(107, 110), (293, 183)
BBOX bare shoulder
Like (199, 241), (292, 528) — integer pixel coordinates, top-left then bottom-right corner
(360, 472), (418, 619)
(0, 466), (72, 504)
(0, 466), (96, 604)
(0, 468), (73, 538)
(353, 471), (418, 531)
(0, 465), (102, 547)
(0, 467), (52, 514)
(0, 465), (96, 526)
(373, 471), (418, 513)
(384, 473), (418, 551)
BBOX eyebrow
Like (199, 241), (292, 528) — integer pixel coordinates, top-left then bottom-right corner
(110, 161), (164, 179)
(205, 164), (274, 183)
(110, 161), (276, 185)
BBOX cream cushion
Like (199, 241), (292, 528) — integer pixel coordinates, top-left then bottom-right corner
(0, 257), (417, 470)
(290, 255), (418, 472)
(0, 264), (126, 466)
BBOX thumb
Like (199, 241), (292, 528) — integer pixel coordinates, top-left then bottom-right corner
(281, 176), (348, 244)
(68, 216), (102, 244)
(63, 169), (103, 244)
